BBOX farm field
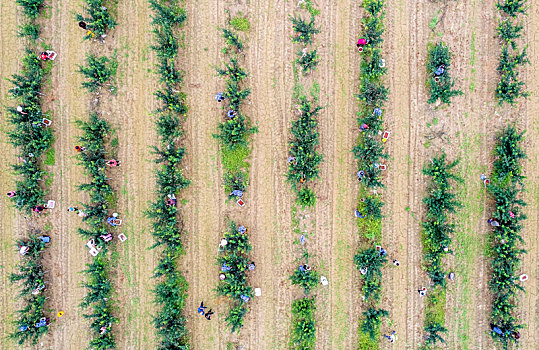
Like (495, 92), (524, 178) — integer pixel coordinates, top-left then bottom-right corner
(0, 1), (538, 350)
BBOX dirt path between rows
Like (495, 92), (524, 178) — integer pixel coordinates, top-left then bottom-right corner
(0, 2), (24, 346)
(520, 1), (539, 348)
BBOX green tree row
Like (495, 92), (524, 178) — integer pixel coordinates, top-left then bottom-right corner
(214, 26), (257, 199)
(288, 2), (320, 349)
(217, 221), (254, 332)
(7, 51), (53, 213)
(495, 0), (529, 105)
(421, 153), (461, 348)
(9, 236), (49, 345)
(354, 2), (390, 347)
(8, 2), (53, 346)
(288, 0), (322, 209)
(147, 1), (191, 348)
(488, 126), (527, 348)
(76, 114), (118, 349)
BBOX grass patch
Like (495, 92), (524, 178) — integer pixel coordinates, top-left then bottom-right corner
(221, 145), (250, 173)
(44, 146), (55, 166)
(358, 328), (379, 350)
(230, 15), (250, 32)
(425, 287), (446, 326)
(110, 136), (119, 149)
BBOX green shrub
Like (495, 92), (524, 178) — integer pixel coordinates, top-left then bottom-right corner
(424, 322), (448, 346)
(357, 77), (389, 106)
(18, 23), (40, 40)
(361, 308), (389, 340)
(226, 305), (248, 333)
(296, 188), (317, 209)
(496, 0), (527, 17)
(222, 28), (244, 51)
(426, 42), (463, 104)
(76, 0), (117, 40)
(290, 265), (319, 295)
(287, 97), (323, 188)
(290, 15), (319, 45)
(78, 54), (117, 92)
(354, 248), (387, 301)
(495, 45), (529, 105)
(296, 49), (319, 73)
(16, 0), (44, 19)
(497, 19), (523, 49)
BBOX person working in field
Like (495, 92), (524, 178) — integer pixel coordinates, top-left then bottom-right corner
(357, 38), (367, 52)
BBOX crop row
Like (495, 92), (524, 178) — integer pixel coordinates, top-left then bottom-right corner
(7, 51), (53, 213)
(495, 0), (529, 105)
(76, 2), (119, 349)
(287, 2), (322, 209)
(288, 2), (321, 349)
(76, 114), (118, 349)
(8, 0), (53, 346)
(421, 153), (461, 347)
(214, 25), (256, 200)
(9, 236), (48, 345)
(146, 1), (191, 349)
(488, 126), (527, 348)
(216, 221), (254, 332)
(352, 1), (390, 347)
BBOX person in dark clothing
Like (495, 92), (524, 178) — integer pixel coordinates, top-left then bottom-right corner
(79, 21), (88, 30)
(205, 309), (214, 320)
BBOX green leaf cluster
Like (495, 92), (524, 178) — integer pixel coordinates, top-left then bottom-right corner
(496, 0), (527, 17)
(296, 49), (319, 74)
(361, 308), (389, 340)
